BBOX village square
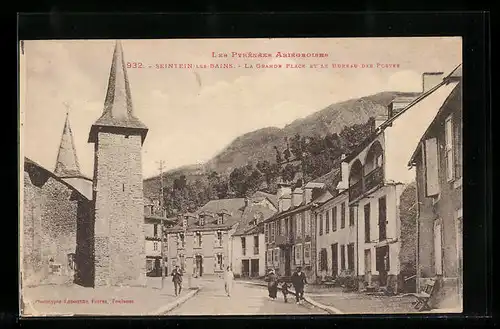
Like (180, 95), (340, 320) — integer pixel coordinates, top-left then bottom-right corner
(20, 39), (462, 316)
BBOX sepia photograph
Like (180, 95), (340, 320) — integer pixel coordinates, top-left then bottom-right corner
(19, 37), (462, 316)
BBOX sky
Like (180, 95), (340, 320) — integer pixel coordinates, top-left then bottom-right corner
(19, 37), (462, 179)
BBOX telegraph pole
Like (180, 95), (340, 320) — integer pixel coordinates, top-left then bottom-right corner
(159, 160), (166, 289)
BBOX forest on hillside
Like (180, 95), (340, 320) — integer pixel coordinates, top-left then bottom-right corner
(156, 117), (376, 217)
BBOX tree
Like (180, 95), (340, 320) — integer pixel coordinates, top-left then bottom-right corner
(281, 164), (296, 183)
(274, 146), (282, 164)
(229, 164), (264, 197)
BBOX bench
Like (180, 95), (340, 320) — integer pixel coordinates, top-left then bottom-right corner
(407, 278), (437, 311)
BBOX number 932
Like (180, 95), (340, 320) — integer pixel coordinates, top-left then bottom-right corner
(126, 62), (143, 69)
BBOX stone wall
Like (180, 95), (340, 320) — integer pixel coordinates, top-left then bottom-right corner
(22, 168), (92, 287)
(398, 182), (417, 293)
(93, 132), (146, 287)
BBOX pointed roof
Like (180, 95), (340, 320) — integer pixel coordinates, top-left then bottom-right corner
(54, 112), (82, 178)
(88, 40), (148, 144)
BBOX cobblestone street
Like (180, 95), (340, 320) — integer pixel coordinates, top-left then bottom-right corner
(167, 278), (327, 315)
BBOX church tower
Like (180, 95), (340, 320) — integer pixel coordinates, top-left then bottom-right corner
(88, 40), (148, 287)
(55, 111), (81, 178)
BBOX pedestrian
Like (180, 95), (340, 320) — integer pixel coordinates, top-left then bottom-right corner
(266, 269), (278, 300)
(224, 266), (234, 297)
(281, 280), (290, 303)
(171, 265), (183, 296)
(291, 266), (307, 304)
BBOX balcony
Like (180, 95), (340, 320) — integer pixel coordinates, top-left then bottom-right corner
(365, 167), (384, 192)
(349, 180), (364, 201)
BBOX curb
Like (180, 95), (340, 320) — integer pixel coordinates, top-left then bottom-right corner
(150, 287), (201, 315)
(237, 280), (343, 314)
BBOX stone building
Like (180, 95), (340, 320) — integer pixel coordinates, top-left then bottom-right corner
(408, 64), (462, 310)
(22, 40), (152, 288)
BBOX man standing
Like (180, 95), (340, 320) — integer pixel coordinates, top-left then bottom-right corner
(291, 266), (307, 304)
(224, 266), (234, 297)
(171, 265), (183, 296)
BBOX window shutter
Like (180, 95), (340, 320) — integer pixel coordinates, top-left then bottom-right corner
(425, 138), (440, 196)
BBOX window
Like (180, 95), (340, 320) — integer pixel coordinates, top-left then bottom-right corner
(341, 203), (346, 229)
(182, 218), (188, 229)
(340, 245), (346, 270)
(349, 206), (355, 226)
(325, 210), (330, 233)
(67, 253), (76, 271)
(153, 242), (158, 251)
(217, 215), (223, 225)
(347, 243), (355, 271)
(179, 254), (185, 271)
(434, 219), (443, 275)
(424, 138), (440, 196)
(332, 207), (337, 232)
(264, 224), (269, 243)
(281, 218), (285, 236)
(153, 224), (158, 237)
(378, 197), (387, 241)
(216, 254), (223, 270)
(241, 237), (246, 256)
(296, 214), (302, 237)
(271, 221), (276, 242)
(364, 203), (371, 243)
(445, 115), (455, 182)
(195, 232), (202, 247)
(304, 212), (311, 236)
(146, 259), (154, 272)
(216, 231), (223, 246)
(295, 244), (303, 265)
(178, 233), (185, 248)
(319, 213), (323, 235)
(267, 250), (272, 266)
(254, 236), (259, 255)
(274, 248), (279, 264)
(304, 242), (311, 265)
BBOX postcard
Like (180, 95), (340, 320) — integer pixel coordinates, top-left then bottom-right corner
(19, 37), (462, 316)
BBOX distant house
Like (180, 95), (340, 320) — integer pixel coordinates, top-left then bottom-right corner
(408, 65), (462, 310)
(231, 200), (276, 278)
(165, 192), (276, 277)
(263, 181), (328, 283)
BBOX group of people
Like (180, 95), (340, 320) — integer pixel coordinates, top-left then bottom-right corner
(171, 264), (308, 305)
(266, 266), (308, 304)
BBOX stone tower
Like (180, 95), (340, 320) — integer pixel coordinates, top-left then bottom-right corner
(88, 40), (148, 287)
(55, 111), (81, 177)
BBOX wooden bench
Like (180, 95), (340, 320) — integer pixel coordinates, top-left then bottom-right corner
(407, 278), (437, 311)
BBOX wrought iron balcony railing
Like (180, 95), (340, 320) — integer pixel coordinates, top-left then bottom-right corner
(349, 180), (364, 200)
(364, 166), (384, 192)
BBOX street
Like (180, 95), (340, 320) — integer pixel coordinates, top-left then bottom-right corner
(166, 278), (328, 315)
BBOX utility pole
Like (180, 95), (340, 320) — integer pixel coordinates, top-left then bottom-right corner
(159, 160), (166, 290)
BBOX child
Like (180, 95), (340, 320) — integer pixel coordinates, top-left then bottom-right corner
(281, 281), (291, 303)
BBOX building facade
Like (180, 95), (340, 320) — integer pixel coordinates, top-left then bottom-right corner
(408, 65), (462, 310)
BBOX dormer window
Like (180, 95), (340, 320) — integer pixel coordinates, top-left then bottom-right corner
(217, 215), (223, 225)
(182, 218), (188, 229)
(199, 216), (205, 226)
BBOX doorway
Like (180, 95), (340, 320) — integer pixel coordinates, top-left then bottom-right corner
(284, 247), (291, 276)
(195, 255), (203, 277)
(242, 259), (250, 277)
(251, 259), (259, 277)
(331, 243), (338, 279)
(364, 249), (372, 286)
(376, 246), (389, 286)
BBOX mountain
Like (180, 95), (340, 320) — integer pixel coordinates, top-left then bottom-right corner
(143, 91), (420, 200)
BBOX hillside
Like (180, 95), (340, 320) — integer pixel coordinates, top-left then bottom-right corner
(143, 91), (420, 200)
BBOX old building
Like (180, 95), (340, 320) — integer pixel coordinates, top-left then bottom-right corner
(231, 199), (276, 278)
(334, 68), (460, 293)
(166, 192), (276, 277)
(263, 181), (328, 283)
(22, 40), (155, 289)
(143, 200), (176, 276)
(408, 64), (462, 310)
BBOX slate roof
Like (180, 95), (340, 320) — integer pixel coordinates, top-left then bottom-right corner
(308, 167), (342, 196)
(88, 41), (148, 144)
(252, 191), (278, 209)
(54, 112), (82, 178)
(233, 203), (276, 236)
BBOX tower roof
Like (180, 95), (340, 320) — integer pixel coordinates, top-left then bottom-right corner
(55, 112), (82, 178)
(88, 40), (148, 144)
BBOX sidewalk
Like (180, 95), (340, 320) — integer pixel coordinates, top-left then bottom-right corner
(235, 278), (417, 314)
(22, 277), (200, 316)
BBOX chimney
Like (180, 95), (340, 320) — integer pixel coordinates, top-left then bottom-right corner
(303, 187), (313, 204)
(292, 188), (303, 207)
(336, 155), (349, 190)
(280, 194), (292, 212)
(422, 72), (445, 93)
(244, 198), (250, 208)
(276, 182), (292, 200)
(388, 97), (415, 119)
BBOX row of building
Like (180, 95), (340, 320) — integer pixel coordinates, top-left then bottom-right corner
(159, 64), (462, 310)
